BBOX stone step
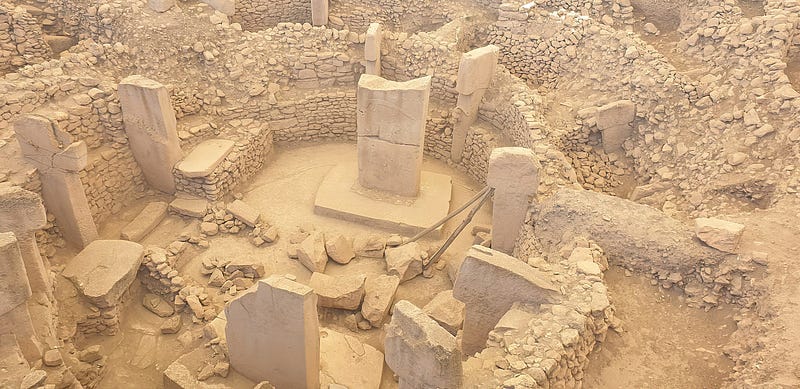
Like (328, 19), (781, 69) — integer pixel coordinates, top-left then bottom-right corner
(120, 201), (168, 242)
(175, 139), (235, 178)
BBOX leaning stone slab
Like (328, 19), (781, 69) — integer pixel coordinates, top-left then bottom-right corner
(121, 202), (168, 242)
(169, 197), (209, 218)
(360, 274), (400, 327)
(298, 232), (328, 273)
(62, 240), (145, 308)
(175, 139), (235, 179)
(320, 328), (383, 389)
(694, 217), (745, 254)
(0, 232), (32, 317)
(309, 272), (366, 310)
(385, 300), (462, 389)
(226, 200), (260, 227)
(225, 276), (320, 389)
(453, 245), (561, 355)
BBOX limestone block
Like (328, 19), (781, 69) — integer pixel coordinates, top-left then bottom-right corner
(357, 75), (431, 146)
(311, 0), (328, 25)
(118, 75), (182, 193)
(298, 232), (328, 273)
(325, 234), (355, 264)
(360, 274), (399, 326)
(0, 233), (32, 317)
(226, 199), (260, 227)
(169, 197), (208, 218)
(422, 290), (465, 335)
(596, 100), (636, 129)
(365, 23), (382, 61)
(62, 240), (145, 308)
(309, 272), (366, 310)
(175, 139), (234, 178)
(385, 300), (462, 389)
(354, 234), (386, 258)
(12, 115), (74, 171)
(0, 183), (46, 233)
(695, 217), (745, 254)
(357, 137), (423, 197)
(225, 276), (319, 388)
(385, 242), (424, 282)
(486, 147), (540, 195)
(320, 329), (383, 389)
(456, 45), (499, 95)
(453, 245), (561, 355)
(120, 202), (168, 242)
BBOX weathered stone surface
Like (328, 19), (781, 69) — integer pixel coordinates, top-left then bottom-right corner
(169, 197), (209, 218)
(121, 202), (168, 242)
(297, 232), (328, 273)
(320, 328), (383, 389)
(62, 240), (145, 308)
(309, 272), (366, 310)
(225, 276), (319, 388)
(361, 274), (400, 326)
(224, 259), (266, 278)
(175, 139), (235, 179)
(43, 349), (62, 367)
(226, 200), (260, 227)
(0, 233), (31, 317)
(456, 44), (499, 95)
(487, 147), (541, 254)
(118, 75), (182, 193)
(357, 137), (423, 197)
(354, 234), (386, 258)
(695, 217), (745, 254)
(20, 370), (46, 389)
(453, 245), (561, 355)
(0, 184), (51, 296)
(143, 293), (174, 317)
(385, 242), (424, 282)
(423, 290), (465, 335)
(201, 0), (234, 15)
(161, 316), (182, 334)
(148, 0), (174, 12)
(364, 23), (382, 76)
(385, 300), (462, 389)
(596, 100), (636, 153)
(311, 0), (328, 25)
(325, 234), (355, 264)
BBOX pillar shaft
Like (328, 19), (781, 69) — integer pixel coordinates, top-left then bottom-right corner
(451, 45), (499, 162)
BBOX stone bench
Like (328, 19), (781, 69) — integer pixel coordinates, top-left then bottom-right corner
(175, 139), (235, 179)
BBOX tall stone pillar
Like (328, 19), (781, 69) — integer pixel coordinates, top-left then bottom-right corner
(118, 75), (183, 194)
(0, 184), (51, 298)
(13, 115), (98, 249)
(311, 0), (328, 26)
(451, 45), (499, 162)
(365, 23), (382, 76)
(453, 245), (560, 356)
(225, 276), (320, 389)
(0, 232), (42, 361)
(357, 74), (432, 197)
(486, 147), (540, 254)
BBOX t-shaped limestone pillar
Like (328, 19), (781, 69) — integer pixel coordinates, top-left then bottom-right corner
(0, 232), (42, 361)
(311, 0), (328, 26)
(453, 245), (560, 356)
(12, 115), (98, 249)
(486, 147), (540, 254)
(385, 300), (463, 389)
(451, 45), (499, 163)
(365, 23), (382, 76)
(225, 276), (320, 389)
(0, 184), (50, 299)
(357, 74), (432, 197)
(118, 75), (183, 194)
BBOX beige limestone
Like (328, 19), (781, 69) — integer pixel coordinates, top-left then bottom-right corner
(487, 147), (540, 254)
(385, 300), (463, 389)
(118, 75), (183, 193)
(0, 233), (32, 316)
(596, 100), (636, 153)
(62, 240), (145, 308)
(452, 45), (499, 162)
(308, 272), (366, 310)
(121, 202), (168, 242)
(695, 217), (745, 254)
(175, 139), (235, 179)
(385, 242), (425, 282)
(356, 74), (432, 197)
(226, 199), (260, 227)
(225, 276), (320, 389)
(169, 197), (209, 218)
(320, 328), (383, 389)
(324, 234), (355, 264)
(311, 0), (328, 25)
(0, 184), (52, 296)
(148, 0), (174, 12)
(201, 0), (234, 15)
(365, 23), (382, 76)
(361, 274), (400, 326)
(297, 231), (328, 273)
(423, 290), (465, 335)
(453, 245), (561, 355)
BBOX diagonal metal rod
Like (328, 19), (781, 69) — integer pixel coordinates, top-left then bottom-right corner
(424, 187), (494, 270)
(403, 186), (491, 246)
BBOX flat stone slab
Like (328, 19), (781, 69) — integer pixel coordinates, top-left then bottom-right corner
(320, 328), (383, 389)
(175, 139), (235, 178)
(62, 240), (144, 308)
(121, 202), (168, 242)
(314, 163), (452, 237)
(169, 197), (209, 218)
(164, 347), (254, 389)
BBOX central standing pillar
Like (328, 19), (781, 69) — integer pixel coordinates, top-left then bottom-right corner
(357, 74), (432, 197)
(451, 45), (499, 162)
(487, 147), (540, 254)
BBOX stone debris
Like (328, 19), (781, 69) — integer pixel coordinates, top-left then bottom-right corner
(360, 274), (400, 327)
(142, 293), (174, 317)
(43, 349), (63, 367)
(695, 217), (745, 254)
(121, 201), (168, 242)
(161, 315), (182, 334)
(353, 234), (387, 258)
(308, 272), (366, 310)
(324, 234), (355, 264)
(422, 290), (465, 335)
(297, 232), (328, 273)
(169, 197), (210, 218)
(384, 242), (426, 282)
(226, 199), (261, 227)
(319, 328), (384, 389)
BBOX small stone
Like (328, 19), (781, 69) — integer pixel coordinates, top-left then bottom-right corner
(20, 370), (47, 389)
(43, 350), (63, 367)
(213, 362), (230, 378)
(161, 315), (182, 334)
(325, 234), (355, 264)
(200, 222), (219, 236)
(143, 293), (175, 317)
(78, 345), (102, 363)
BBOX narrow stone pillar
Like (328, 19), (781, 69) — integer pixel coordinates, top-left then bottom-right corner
(0, 232), (42, 361)
(357, 74), (432, 197)
(596, 99), (636, 154)
(118, 75), (183, 194)
(12, 115), (98, 249)
(451, 45), (499, 162)
(225, 276), (320, 389)
(365, 23), (382, 76)
(311, 0), (328, 26)
(453, 245), (560, 356)
(0, 184), (51, 298)
(385, 300), (462, 389)
(487, 147), (540, 254)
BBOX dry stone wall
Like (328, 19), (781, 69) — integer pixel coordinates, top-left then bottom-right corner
(0, 3), (51, 74)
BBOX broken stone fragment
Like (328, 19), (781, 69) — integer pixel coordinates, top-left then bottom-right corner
(384, 242), (424, 282)
(161, 315), (182, 334)
(309, 272), (366, 310)
(324, 234), (355, 264)
(319, 329), (384, 388)
(227, 200), (261, 227)
(143, 293), (174, 317)
(360, 274), (400, 326)
(695, 217), (745, 253)
(120, 201), (168, 242)
(169, 197), (209, 218)
(20, 370), (47, 389)
(78, 345), (103, 363)
(298, 232), (328, 273)
(43, 349), (63, 367)
(422, 290), (465, 335)
(62, 240), (144, 308)
(354, 234), (386, 258)
(224, 259), (266, 278)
